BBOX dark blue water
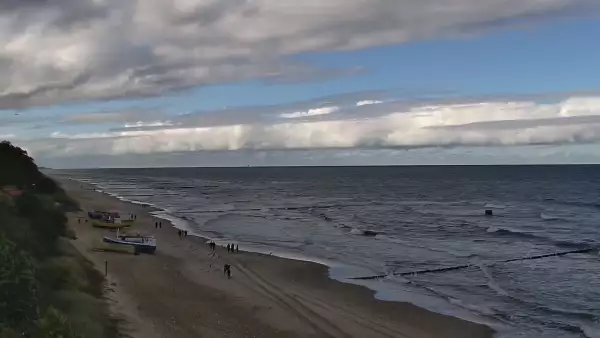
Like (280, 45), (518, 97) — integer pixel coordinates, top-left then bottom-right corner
(58, 166), (600, 338)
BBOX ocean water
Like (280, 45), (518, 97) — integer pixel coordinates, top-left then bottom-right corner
(58, 166), (600, 338)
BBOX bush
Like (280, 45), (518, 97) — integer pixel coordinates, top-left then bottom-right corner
(49, 291), (107, 338)
(13, 193), (68, 257)
(33, 307), (80, 338)
(0, 328), (20, 338)
(0, 236), (38, 329)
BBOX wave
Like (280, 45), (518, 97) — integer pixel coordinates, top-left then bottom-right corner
(504, 292), (598, 322)
(376, 234), (475, 258)
(447, 297), (497, 317)
(544, 198), (600, 209)
(540, 212), (561, 221)
(484, 203), (506, 209)
(540, 212), (572, 222)
(580, 323), (600, 338)
(473, 261), (508, 296)
(486, 226), (591, 249)
(79, 180), (160, 209)
(203, 213), (242, 228)
(315, 212), (333, 222)
(350, 228), (381, 237)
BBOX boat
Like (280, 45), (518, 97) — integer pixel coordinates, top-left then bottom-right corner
(90, 211), (135, 229)
(103, 229), (156, 254)
(92, 219), (134, 229)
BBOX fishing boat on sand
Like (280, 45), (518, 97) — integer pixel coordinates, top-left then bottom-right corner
(90, 211), (135, 229)
(103, 229), (156, 254)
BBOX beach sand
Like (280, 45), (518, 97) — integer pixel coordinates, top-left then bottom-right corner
(59, 177), (493, 338)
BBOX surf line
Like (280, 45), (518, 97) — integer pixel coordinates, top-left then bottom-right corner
(351, 247), (598, 280)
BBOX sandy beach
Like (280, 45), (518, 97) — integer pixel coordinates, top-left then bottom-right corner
(58, 176), (493, 338)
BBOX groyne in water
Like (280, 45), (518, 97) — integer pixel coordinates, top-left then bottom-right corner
(351, 247), (597, 280)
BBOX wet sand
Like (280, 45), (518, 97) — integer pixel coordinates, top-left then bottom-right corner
(59, 176), (493, 338)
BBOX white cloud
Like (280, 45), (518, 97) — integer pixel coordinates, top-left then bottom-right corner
(19, 95), (600, 158)
(123, 121), (173, 128)
(0, 0), (597, 108)
(280, 106), (340, 119)
(356, 100), (383, 107)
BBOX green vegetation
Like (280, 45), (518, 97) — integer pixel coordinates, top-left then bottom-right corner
(0, 141), (119, 338)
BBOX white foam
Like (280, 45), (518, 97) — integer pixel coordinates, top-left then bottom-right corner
(540, 212), (561, 221)
(474, 260), (509, 297)
(582, 323), (600, 338)
(350, 228), (363, 235)
(484, 203), (506, 209)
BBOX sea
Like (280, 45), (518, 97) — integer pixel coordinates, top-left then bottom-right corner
(57, 165), (600, 338)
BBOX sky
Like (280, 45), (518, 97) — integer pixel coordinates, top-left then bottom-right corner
(1, 0), (600, 168)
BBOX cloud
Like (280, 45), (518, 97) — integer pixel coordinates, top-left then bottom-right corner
(123, 121), (173, 128)
(1, 0), (598, 108)
(16, 95), (600, 159)
(356, 100), (383, 107)
(60, 108), (167, 125)
(280, 106), (340, 119)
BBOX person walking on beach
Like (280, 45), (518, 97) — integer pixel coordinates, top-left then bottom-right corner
(227, 244), (231, 252)
(224, 264), (231, 278)
(236, 244), (239, 253)
(159, 221), (162, 228)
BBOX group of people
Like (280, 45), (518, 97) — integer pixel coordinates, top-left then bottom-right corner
(128, 213), (137, 220)
(154, 221), (162, 228)
(208, 241), (216, 251)
(227, 243), (239, 253)
(178, 229), (188, 239)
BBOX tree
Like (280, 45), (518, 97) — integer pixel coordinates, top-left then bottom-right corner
(0, 141), (41, 189)
(32, 176), (59, 195)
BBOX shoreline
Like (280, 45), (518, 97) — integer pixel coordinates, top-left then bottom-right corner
(58, 175), (494, 338)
